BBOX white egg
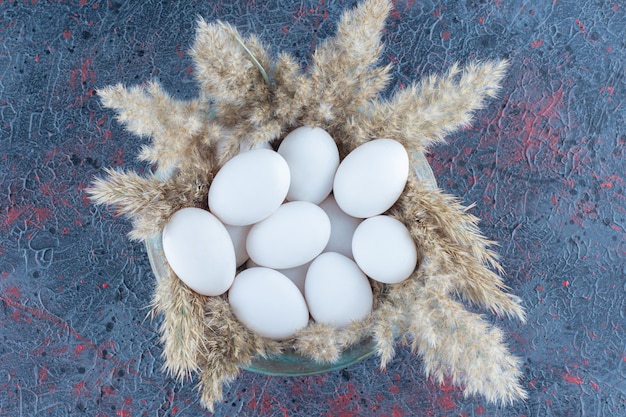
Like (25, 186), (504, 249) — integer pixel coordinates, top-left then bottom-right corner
(162, 207), (236, 296)
(333, 139), (409, 218)
(278, 126), (339, 204)
(247, 201), (331, 269)
(352, 215), (417, 284)
(224, 224), (252, 267)
(228, 267), (310, 340)
(318, 194), (362, 259)
(305, 252), (373, 328)
(208, 149), (290, 226)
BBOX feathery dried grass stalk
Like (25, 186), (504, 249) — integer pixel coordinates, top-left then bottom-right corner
(304, 0), (393, 128)
(407, 287), (527, 405)
(344, 60), (509, 155)
(149, 265), (207, 381)
(89, 0), (526, 410)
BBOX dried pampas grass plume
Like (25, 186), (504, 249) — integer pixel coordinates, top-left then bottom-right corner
(88, 0), (526, 410)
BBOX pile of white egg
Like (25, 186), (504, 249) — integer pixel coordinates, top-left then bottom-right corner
(162, 127), (418, 340)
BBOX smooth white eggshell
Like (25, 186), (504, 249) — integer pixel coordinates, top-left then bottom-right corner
(305, 252), (373, 328)
(318, 194), (362, 259)
(278, 126), (340, 204)
(228, 267), (310, 340)
(224, 224), (252, 267)
(208, 149), (290, 226)
(162, 207), (236, 296)
(247, 201), (331, 269)
(333, 139), (409, 218)
(352, 215), (417, 284)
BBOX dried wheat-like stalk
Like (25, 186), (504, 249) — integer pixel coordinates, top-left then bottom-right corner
(88, 0), (526, 410)
(149, 264), (206, 381)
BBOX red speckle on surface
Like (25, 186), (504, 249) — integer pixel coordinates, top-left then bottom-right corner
(5, 286), (21, 299)
(432, 6), (444, 18)
(62, 29), (72, 39)
(563, 372), (584, 385)
(531, 38), (543, 48)
(389, 385), (400, 394)
(2, 205), (31, 229)
(391, 405), (404, 417)
(74, 343), (88, 356)
(111, 149), (124, 166)
(478, 17), (484, 24)
(74, 380), (86, 396)
(324, 382), (360, 417)
(562, 280), (570, 287)
(475, 404), (485, 415)
(441, 31), (451, 40)
(116, 410), (131, 417)
(437, 382), (457, 411)
(102, 385), (116, 396)
(33, 207), (52, 223)
(80, 0), (87, 5)
(81, 59), (93, 84)
(38, 364), (48, 383)
(599, 85), (614, 97)
(574, 18), (586, 33)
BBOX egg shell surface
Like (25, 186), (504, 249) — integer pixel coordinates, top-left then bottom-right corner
(162, 207), (236, 296)
(247, 201), (331, 269)
(305, 252), (373, 328)
(228, 267), (310, 340)
(352, 215), (418, 284)
(318, 194), (362, 259)
(333, 138), (409, 218)
(208, 149), (290, 226)
(278, 126), (340, 204)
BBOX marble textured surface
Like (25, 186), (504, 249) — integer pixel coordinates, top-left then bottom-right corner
(1, 0), (624, 416)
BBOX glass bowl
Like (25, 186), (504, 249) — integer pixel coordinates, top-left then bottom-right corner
(145, 151), (436, 376)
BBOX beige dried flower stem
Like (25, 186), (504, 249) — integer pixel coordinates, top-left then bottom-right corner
(149, 265), (207, 381)
(98, 82), (209, 174)
(227, 25), (273, 87)
(343, 60), (510, 158)
(408, 287), (527, 405)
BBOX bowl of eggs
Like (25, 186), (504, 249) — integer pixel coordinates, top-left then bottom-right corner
(145, 126), (437, 376)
